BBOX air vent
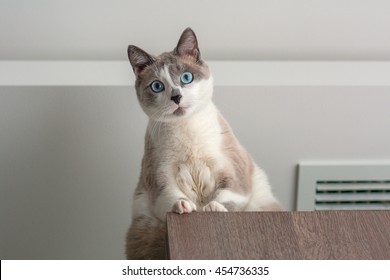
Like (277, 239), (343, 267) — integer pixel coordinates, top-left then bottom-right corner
(315, 180), (390, 210)
(297, 162), (390, 210)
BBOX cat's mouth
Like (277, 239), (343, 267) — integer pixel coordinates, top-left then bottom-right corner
(173, 105), (188, 116)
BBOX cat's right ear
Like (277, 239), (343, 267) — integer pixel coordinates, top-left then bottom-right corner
(127, 45), (155, 77)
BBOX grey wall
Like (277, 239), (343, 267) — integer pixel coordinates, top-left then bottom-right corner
(1, 85), (389, 259)
(0, 86), (143, 259)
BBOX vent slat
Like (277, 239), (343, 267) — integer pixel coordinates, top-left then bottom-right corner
(317, 183), (390, 191)
(315, 203), (390, 211)
(316, 193), (390, 202)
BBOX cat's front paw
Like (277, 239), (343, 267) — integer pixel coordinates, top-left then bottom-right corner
(172, 199), (197, 214)
(203, 201), (228, 212)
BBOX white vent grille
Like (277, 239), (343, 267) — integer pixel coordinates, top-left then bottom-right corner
(297, 163), (390, 210)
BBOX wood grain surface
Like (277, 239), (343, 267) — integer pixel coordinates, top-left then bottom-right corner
(166, 211), (390, 260)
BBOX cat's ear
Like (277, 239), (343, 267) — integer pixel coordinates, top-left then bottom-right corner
(127, 45), (155, 77)
(174, 27), (201, 61)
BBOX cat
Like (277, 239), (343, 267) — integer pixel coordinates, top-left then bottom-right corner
(125, 27), (282, 259)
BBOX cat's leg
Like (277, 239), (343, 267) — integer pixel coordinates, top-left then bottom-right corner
(152, 183), (197, 221)
(202, 174), (250, 212)
(203, 200), (228, 212)
(246, 194), (283, 211)
(205, 185), (281, 212)
(245, 167), (283, 211)
(170, 163), (203, 214)
(204, 167), (282, 212)
(172, 198), (197, 214)
(204, 188), (250, 212)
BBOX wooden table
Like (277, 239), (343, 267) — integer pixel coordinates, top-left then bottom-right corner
(166, 211), (390, 259)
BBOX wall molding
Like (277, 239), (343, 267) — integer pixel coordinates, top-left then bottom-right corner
(1, 61), (390, 86)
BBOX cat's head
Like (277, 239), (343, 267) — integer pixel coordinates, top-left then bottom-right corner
(127, 28), (213, 122)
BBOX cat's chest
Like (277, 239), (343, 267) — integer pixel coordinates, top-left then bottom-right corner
(162, 118), (226, 204)
(173, 142), (222, 205)
(156, 109), (224, 162)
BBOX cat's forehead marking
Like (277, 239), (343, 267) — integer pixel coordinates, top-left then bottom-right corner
(160, 65), (179, 89)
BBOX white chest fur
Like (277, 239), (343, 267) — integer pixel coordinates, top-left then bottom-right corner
(148, 103), (226, 206)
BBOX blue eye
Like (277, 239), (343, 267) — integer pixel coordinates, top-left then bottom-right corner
(181, 72), (193, 84)
(151, 80), (164, 93)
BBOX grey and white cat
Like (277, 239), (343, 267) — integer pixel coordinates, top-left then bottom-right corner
(125, 28), (282, 259)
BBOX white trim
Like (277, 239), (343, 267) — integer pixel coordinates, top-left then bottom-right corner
(0, 61), (132, 86)
(1, 60), (390, 86)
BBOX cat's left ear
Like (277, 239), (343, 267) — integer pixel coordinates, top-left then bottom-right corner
(174, 27), (201, 61)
